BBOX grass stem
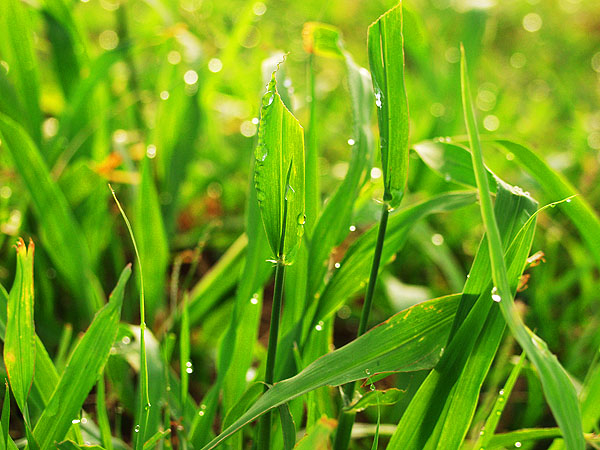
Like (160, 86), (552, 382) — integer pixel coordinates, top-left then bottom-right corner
(333, 202), (390, 450)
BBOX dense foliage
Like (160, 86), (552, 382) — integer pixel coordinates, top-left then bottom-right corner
(1, 0), (600, 449)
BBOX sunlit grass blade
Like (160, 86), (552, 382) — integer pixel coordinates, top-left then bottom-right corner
(110, 186), (151, 449)
(200, 293), (460, 450)
(367, 1), (409, 209)
(32, 265), (131, 450)
(255, 62), (305, 263)
(0, 114), (103, 320)
(3, 238), (35, 418)
(460, 45), (584, 450)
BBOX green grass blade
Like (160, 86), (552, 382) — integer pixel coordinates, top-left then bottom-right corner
(3, 239), (35, 417)
(1, 381), (11, 450)
(142, 429), (171, 450)
(460, 45), (584, 450)
(32, 265), (131, 450)
(110, 187), (150, 449)
(200, 293), (460, 450)
(135, 156), (169, 324)
(486, 428), (562, 448)
(367, 2), (409, 209)
(255, 62), (305, 263)
(180, 294), (190, 419)
(0, 0), (41, 144)
(475, 352), (526, 448)
(278, 404), (296, 450)
(95, 378), (114, 450)
(387, 182), (537, 449)
(0, 114), (102, 320)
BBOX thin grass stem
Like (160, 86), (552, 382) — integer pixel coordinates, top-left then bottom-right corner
(334, 201), (390, 450)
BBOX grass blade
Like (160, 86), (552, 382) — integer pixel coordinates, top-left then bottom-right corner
(200, 293), (460, 450)
(255, 61), (305, 263)
(367, 1), (410, 209)
(3, 239), (35, 418)
(460, 45), (584, 450)
(109, 187), (150, 450)
(32, 265), (131, 450)
(474, 352), (526, 448)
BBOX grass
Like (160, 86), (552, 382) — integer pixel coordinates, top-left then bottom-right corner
(1, 0), (599, 449)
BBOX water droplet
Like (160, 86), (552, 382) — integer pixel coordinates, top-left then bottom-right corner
(198, 410), (205, 416)
(566, 198), (572, 203)
(334, 262), (341, 269)
(297, 214), (306, 225)
(431, 234), (444, 246)
(444, 174), (452, 182)
(201, 404), (207, 410)
(514, 442), (522, 448)
(72, 419), (81, 424)
(370, 384), (375, 391)
(349, 225), (356, 232)
(365, 369), (371, 375)
(491, 287), (502, 302)
(81, 417), (88, 424)
(160, 90), (169, 100)
(347, 138), (355, 146)
(121, 336), (131, 345)
(134, 425), (140, 432)
(184, 70), (199, 85)
(186, 361), (192, 367)
(374, 91), (382, 108)
(499, 389), (504, 395)
(315, 320), (324, 331)
(250, 294), (259, 305)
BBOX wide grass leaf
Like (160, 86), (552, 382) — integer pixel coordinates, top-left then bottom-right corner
(200, 293), (460, 449)
(460, 46), (584, 450)
(255, 63), (305, 263)
(387, 181), (537, 449)
(0, 114), (103, 320)
(32, 266), (131, 450)
(3, 239), (36, 415)
(367, 2), (409, 209)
